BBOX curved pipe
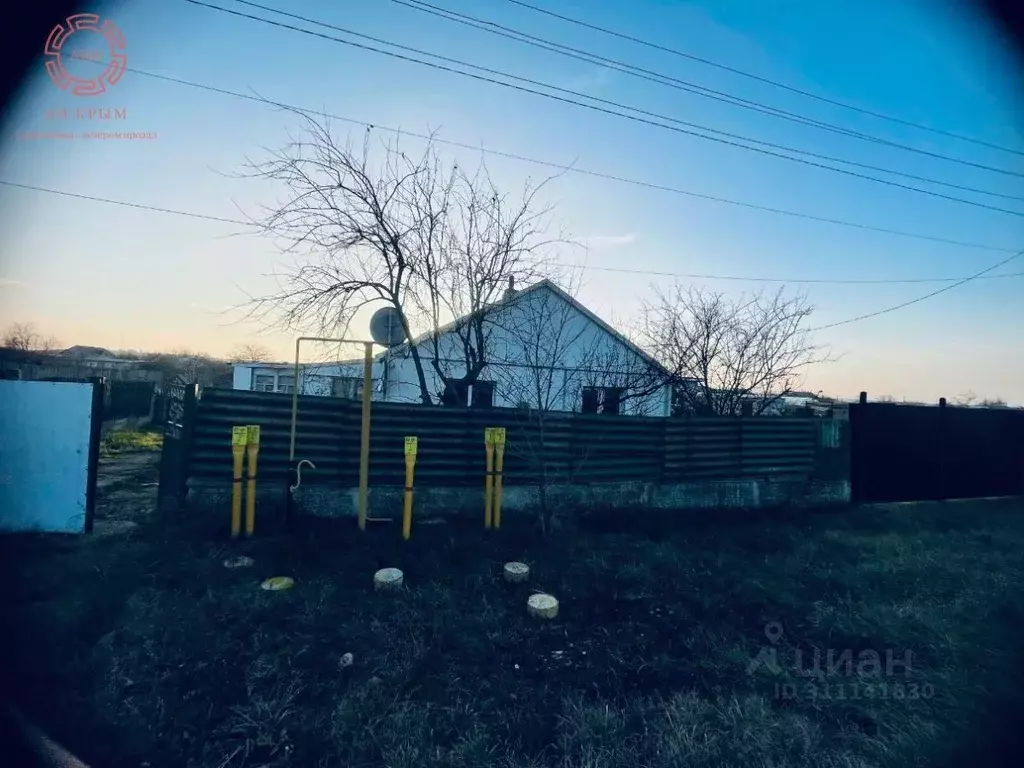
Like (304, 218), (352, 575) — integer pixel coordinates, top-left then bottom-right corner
(289, 459), (316, 492)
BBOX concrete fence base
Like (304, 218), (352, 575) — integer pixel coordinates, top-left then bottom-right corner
(186, 477), (850, 520)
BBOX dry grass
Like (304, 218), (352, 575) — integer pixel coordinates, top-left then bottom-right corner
(3, 489), (1024, 767)
(99, 427), (163, 457)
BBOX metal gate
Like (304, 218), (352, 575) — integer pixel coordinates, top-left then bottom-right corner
(850, 398), (1024, 503)
(156, 383), (199, 511)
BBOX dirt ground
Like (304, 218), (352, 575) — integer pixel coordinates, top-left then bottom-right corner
(2, 456), (1024, 767)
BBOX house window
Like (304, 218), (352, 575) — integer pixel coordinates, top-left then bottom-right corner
(277, 375), (295, 394)
(471, 381), (494, 409)
(603, 387), (623, 415)
(442, 380), (496, 408)
(332, 376), (364, 399)
(442, 380), (469, 407)
(581, 386), (624, 415)
(253, 373), (275, 392)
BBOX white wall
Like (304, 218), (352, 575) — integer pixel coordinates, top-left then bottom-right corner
(228, 286), (671, 416)
(232, 364), (253, 390)
(382, 285), (670, 416)
(0, 380), (97, 533)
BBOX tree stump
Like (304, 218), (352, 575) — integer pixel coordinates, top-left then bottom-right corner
(374, 567), (404, 592)
(527, 593), (559, 619)
(503, 562), (530, 583)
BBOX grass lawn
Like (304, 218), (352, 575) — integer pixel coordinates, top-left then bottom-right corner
(3, 495), (1024, 767)
(99, 427), (163, 458)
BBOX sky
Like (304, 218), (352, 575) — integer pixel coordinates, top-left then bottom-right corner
(0, 0), (1022, 403)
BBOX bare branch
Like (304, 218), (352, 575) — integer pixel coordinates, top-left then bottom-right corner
(638, 284), (827, 415)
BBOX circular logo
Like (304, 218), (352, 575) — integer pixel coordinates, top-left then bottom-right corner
(44, 14), (127, 97)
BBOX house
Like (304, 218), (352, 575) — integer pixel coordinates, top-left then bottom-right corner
(55, 345), (128, 367)
(233, 279), (674, 416)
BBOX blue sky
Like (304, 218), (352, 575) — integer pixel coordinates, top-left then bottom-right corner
(1, 0), (1021, 403)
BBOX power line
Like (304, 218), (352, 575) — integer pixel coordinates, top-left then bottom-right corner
(500, 0), (1024, 158)
(0, 180), (246, 224)
(809, 247), (1024, 331)
(186, 0), (1024, 218)
(581, 266), (1019, 286)
(226, 0), (1024, 202)
(392, 0), (1023, 182)
(90, 63), (1023, 255)
(3, 179), (1021, 287)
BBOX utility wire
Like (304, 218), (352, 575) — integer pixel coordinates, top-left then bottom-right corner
(186, 0), (1024, 218)
(83, 63), (1023, 255)
(578, 263), (1024, 285)
(3, 179), (1021, 288)
(0, 180), (246, 224)
(500, 0), (1024, 158)
(809, 247), (1024, 331)
(392, 0), (1023, 181)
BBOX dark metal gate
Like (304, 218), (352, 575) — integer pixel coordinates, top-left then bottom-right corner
(156, 383), (198, 511)
(850, 395), (1024, 503)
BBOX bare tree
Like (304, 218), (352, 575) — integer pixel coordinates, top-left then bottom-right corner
(489, 277), (665, 534)
(1, 323), (59, 353)
(638, 285), (825, 416)
(411, 161), (560, 404)
(229, 343), (274, 363)
(955, 391), (978, 407)
(979, 397), (1008, 408)
(239, 109), (559, 405)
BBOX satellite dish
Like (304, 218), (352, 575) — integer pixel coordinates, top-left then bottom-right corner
(369, 306), (406, 347)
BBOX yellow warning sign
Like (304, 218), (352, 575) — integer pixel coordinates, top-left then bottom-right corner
(246, 424), (261, 447)
(232, 426), (249, 446)
(404, 436), (418, 456)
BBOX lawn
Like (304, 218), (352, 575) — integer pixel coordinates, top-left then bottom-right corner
(3, 494), (1024, 768)
(99, 427), (163, 457)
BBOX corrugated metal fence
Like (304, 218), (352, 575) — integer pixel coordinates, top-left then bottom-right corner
(187, 388), (821, 487)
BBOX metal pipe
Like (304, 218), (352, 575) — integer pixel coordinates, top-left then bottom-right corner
(289, 338), (301, 461)
(289, 336), (376, 530)
(358, 341), (373, 530)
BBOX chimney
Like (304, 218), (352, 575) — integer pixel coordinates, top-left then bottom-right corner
(504, 275), (516, 300)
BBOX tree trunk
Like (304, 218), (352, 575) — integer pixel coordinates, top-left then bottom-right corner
(408, 344), (433, 405)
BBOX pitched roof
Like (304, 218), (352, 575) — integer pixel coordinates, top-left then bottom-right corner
(381, 279), (671, 377)
(57, 345), (118, 358)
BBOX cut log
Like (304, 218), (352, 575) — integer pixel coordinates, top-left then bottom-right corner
(527, 593), (559, 619)
(260, 576), (294, 591)
(504, 562), (530, 583)
(374, 567), (404, 592)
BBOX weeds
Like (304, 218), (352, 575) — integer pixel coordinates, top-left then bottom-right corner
(99, 427), (163, 457)
(3, 494), (1024, 766)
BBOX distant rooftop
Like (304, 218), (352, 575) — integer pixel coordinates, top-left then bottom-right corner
(57, 345), (118, 358)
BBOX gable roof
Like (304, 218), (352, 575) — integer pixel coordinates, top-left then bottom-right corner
(382, 279), (672, 377)
(58, 345), (118, 358)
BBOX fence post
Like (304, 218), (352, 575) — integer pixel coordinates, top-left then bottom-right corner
(178, 383), (200, 503)
(937, 397), (947, 501)
(83, 377), (106, 534)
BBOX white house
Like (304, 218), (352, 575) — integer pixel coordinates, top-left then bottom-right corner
(232, 279), (674, 417)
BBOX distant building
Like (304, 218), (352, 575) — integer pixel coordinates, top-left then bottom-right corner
(233, 279), (674, 416)
(55, 345), (133, 368)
